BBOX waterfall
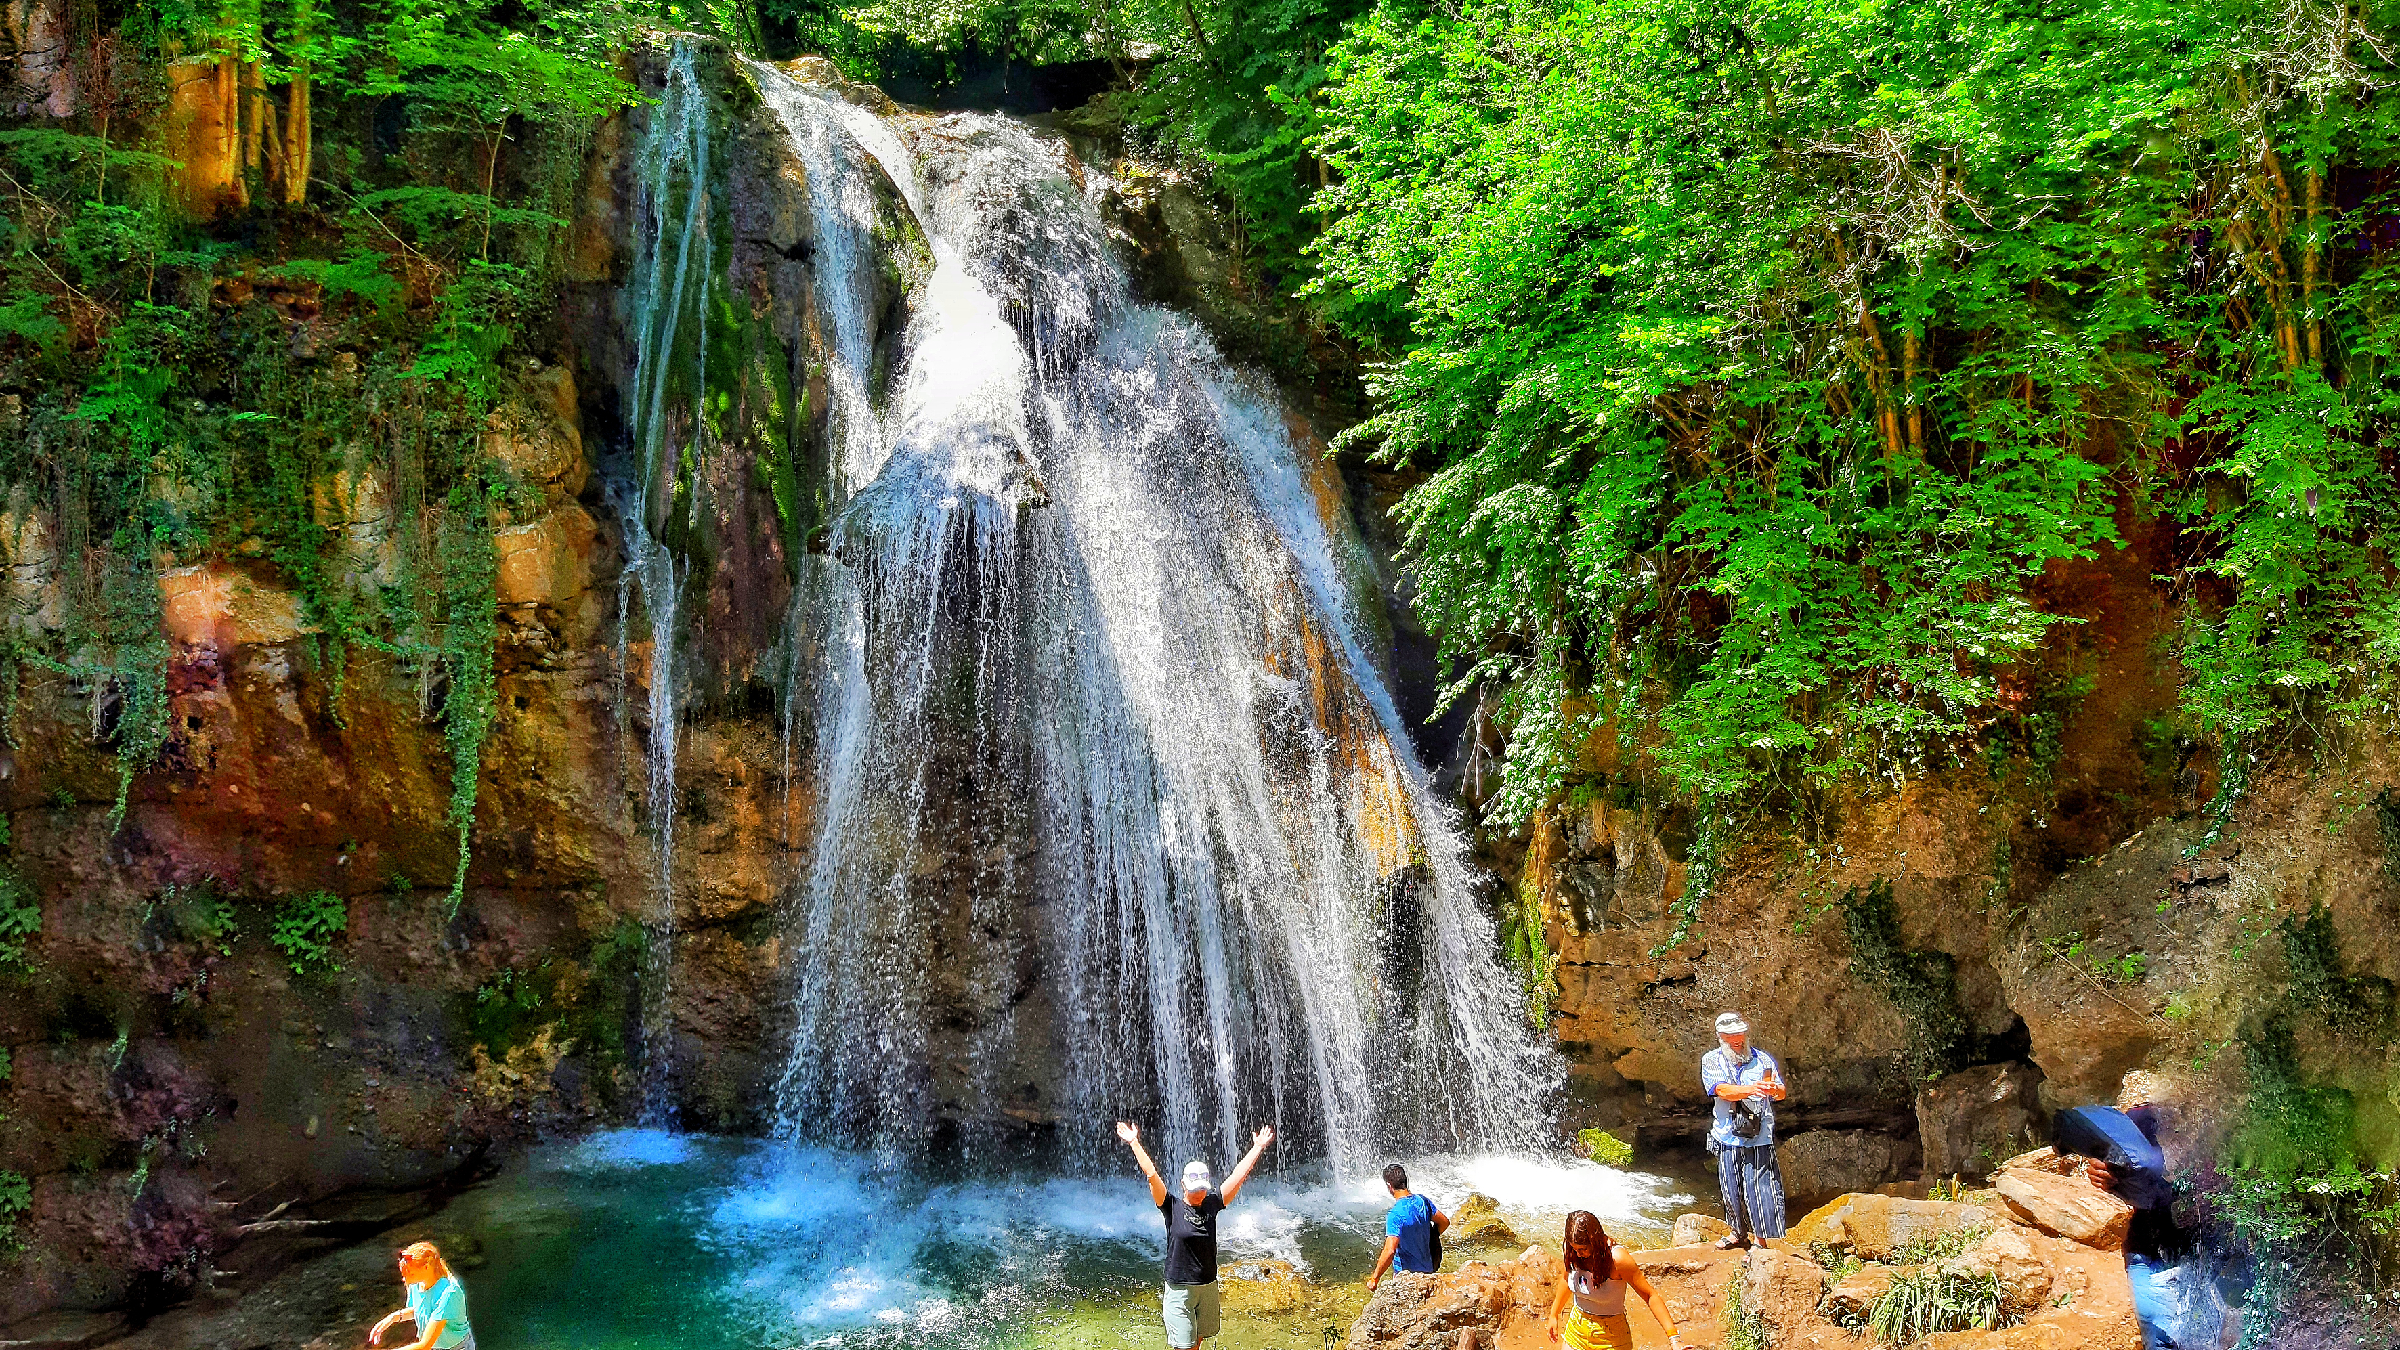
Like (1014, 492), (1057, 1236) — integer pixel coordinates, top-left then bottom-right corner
(746, 63), (1558, 1171)
(619, 40), (711, 1128)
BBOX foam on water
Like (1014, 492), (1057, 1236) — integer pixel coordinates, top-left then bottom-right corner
(444, 1132), (1695, 1349)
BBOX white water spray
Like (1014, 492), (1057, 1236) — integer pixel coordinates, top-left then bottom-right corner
(747, 66), (1558, 1170)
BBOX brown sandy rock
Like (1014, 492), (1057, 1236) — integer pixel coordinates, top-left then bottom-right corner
(1743, 1247), (1827, 1334)
(1671, 1212), (1732, 1246)
(494, 506), (604, 608)
(1992, 1168), (2131, 1249)
(1943, 1226), (2054, 1317)
(1918, 1227), (2140, 1349)
(1823, 1264), (1898, 1322)
(1995, 1146), (2084, 1177)
(1789, 1194), (1989, 1262)
(1631, 1246), (1745, 1346)
(1777, 1130), (1915, 1207)
(1917, 1063), (2046, 1181)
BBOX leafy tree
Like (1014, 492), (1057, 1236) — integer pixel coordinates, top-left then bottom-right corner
(1304, 0), (2400, 853)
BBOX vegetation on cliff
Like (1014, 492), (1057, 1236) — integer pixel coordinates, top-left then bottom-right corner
(0, 0), (634, 899)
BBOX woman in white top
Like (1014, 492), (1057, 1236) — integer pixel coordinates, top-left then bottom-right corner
(1544, 1210), (1683, 1350)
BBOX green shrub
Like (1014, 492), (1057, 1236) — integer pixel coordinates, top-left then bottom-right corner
(0, 866), (36, 968)
(2211, 1021), (2400, 1344)
(1868, 1264), (2004, 1342)
(271, 891), (348, 976)
(1891, 1224), (1986, 1266)
(0, 1169), (28, 1253)
(1576, 1129), (1634, 1167)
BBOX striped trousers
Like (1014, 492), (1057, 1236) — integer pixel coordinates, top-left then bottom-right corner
(1718, 1142), (1787, 1239)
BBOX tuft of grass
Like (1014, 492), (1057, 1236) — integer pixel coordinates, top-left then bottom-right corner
(1868, 1264), (2004, 1343)
(1891, 1224), (1986, 1266)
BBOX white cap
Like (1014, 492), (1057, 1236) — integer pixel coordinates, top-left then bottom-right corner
(1715, 1012), (1749, 1036)
(1181, 1160), (1214, 1192)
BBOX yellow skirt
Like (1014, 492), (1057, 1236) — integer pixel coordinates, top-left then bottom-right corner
(1562, 1308), (1635, 1350)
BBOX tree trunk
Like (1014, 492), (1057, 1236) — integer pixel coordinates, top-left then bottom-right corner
(282, 61), (311, 207)
(216, 52), (248, 209)
(239, 60), (262, 172)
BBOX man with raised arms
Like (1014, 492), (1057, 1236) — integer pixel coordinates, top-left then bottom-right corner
(1115, 1118), (1276, 1350)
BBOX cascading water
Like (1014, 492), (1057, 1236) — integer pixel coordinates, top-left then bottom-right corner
(618, 41), (711, 1128)
(749, 65), (1559, 1172)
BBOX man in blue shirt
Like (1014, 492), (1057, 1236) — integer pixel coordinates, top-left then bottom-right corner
(1365, 1163), (1449, 1289)
(1700, 1011), (1788, 1248)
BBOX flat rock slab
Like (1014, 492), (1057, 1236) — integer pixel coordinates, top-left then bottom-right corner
(1993, 1167), (2132, 1249)
(1788, 1193), (1991, 1261)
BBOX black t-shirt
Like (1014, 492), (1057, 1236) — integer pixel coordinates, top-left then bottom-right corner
(1159, 1191), (1227, 1284)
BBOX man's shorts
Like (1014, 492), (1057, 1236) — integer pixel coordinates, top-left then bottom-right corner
(1161, 1279), (1221, 1348)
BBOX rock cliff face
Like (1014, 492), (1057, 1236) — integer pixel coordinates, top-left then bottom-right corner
(1493, 503), (2400, 1186)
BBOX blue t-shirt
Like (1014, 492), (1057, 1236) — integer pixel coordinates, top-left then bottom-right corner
(406, 1275), (472, 1348)
(1386, 1194), (1441, 1274)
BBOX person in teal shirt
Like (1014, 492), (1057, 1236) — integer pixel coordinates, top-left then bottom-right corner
(370, 1242), (475, 1350)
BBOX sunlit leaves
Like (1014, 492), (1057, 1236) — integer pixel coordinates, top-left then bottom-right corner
(1308, 0), (2400, 826)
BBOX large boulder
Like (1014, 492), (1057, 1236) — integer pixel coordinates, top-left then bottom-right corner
(1451, 1192), (1519, 1247)
(1992, 1168), (2132, 1249)
(1789, 1194), (1990, 1262)
(1633, 1246), (1749, 1333)
(1917, 1063), (2046, 1180)
(1742, 1246), (1828, 1335)
(1777, 1130), (1916, 1206)
(1344, 1248), (1558, 1350)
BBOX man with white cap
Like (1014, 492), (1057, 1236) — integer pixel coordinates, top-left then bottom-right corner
(1700, 1011), (1787, 1248)
(1115, 1118), (1276, 1348)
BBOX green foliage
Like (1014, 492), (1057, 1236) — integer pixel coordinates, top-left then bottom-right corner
(1496, 871), (1558, 1028)
(2041, 931), (2150, 985)
(0, 865), (37, 969)
(0, 1169), (27, 1253)
(1839, 879), (1969, 1078)
(1868, 1263), (2004, 1342)
(141, 880), (240, 956)
(2278, 903), (2397, 1025)
(2377, 787), (2400, 878)
(2212, 1020), (2400, 1344)
(1891, 1224), (1987, 1267)
(458, 916), (648, 1092)
(269, 889), (347, 976)
(0, 0), (634, 900)
(1296, 0), (2400, 833)
(1575, 1128), (1632, 1167)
